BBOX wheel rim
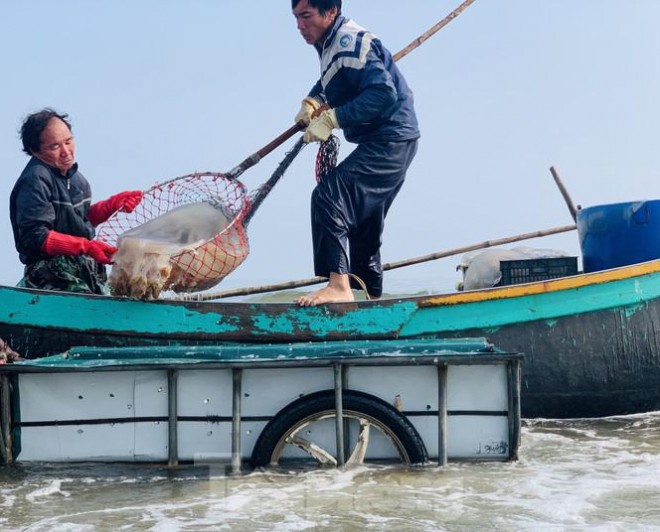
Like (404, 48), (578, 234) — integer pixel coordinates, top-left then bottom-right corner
(269, 409), (412, 467)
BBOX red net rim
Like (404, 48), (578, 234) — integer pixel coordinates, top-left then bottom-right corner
(96, 171), (250, 259)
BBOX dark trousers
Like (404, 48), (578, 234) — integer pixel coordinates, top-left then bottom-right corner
(310, 139), (418, 298)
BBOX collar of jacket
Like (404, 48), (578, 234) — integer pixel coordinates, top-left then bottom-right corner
(314, 14), (345, 56)
(31, 156), (79, 179)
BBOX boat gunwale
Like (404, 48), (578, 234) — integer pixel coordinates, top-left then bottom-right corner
(2, 258), (660, 310)
(419, 259), (660, 307)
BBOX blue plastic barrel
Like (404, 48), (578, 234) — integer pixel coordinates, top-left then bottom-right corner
(577, 200), (660, 273)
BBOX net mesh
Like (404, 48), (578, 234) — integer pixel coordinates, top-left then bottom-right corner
(315, 134), (340, 183)
(96, 136), (330, 301)
(97, 172), (250, 299)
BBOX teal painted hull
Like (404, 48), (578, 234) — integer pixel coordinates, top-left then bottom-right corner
(2, 262), (660, 418)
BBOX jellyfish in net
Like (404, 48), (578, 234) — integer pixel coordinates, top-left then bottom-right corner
(97, 172), (250, 300)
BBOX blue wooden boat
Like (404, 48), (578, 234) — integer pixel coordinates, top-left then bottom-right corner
(1, 258), (660, 419)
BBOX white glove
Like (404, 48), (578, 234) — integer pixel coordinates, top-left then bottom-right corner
(303, 109), (339, 143)
(294, 97), (321, 126)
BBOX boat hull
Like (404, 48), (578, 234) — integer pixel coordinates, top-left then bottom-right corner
(2, 261), (660, 419)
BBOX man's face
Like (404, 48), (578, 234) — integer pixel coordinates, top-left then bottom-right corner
(34, 117), (76, 174)
(293, 0), (337, 45)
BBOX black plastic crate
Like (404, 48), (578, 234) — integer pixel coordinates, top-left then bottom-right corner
(500, 257), (578, 286)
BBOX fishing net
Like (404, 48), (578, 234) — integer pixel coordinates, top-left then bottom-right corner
(315, 135), (340, 183)
(97, 136), (338, 301)
(97, 172), (250, 300)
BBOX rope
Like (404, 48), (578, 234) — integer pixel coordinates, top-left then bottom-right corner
(348, 273), (371, 300)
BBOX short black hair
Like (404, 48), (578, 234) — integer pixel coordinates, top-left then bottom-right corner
(291, 0), (342, 16)
(20, 108), (72, 156)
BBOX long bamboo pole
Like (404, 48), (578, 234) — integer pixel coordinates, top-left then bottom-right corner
(383, 224), (577, 270)
(549, 166), (580, 222)
(178, 224), (577, 301)
(393, 0), (477, 62)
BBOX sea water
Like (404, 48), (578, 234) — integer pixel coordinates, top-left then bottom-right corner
(2, 413), (660, 531)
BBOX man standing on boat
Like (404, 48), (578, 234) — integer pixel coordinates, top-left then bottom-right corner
(9, 108), (142, 294)
(292, 0), (419, 306)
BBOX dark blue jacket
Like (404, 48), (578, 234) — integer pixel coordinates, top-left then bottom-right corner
(10, 157), (94, 265)
(308, 15), (420, 144)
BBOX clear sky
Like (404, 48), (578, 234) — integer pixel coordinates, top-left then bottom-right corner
(2, 0), (659, 296)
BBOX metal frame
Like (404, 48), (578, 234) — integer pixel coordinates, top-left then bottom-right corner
(437, 364), (449, 466)
(167, 369), (178, 467)
(0, 375), (12, 464)
(0, 348), (522, 470)
(508, 358), (522, 460)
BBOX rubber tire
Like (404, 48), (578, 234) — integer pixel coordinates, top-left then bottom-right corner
(250, 389), (428, 468)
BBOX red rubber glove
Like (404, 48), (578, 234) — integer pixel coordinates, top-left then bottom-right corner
(88, 190), (143, 226)
(41, 231), (118, 265)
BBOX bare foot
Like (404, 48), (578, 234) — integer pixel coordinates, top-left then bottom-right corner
(296, 272), (355, 306)
(296, 284), (355, 306)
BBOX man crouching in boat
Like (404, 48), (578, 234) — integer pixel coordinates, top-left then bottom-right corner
(9, 108), (142, 295)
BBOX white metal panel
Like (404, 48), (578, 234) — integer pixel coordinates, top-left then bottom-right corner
(447, 416), (510, 459)
(19, 372), (139, 422)
(18, 424), (136, 461)
(177, 420), (231, 462)
(176, 369), (233, 417)
(134, 420), (169, 461)
(133, 371), (169, 417)
(348, 364), (509, 412)
(410, 415), (511, 459)
(17, 370), (169, 419)
(241, 368), (334, 416)
(409, 416), (438, 457)
(176, 420), (267, 462)
(18, 371), (170, 462)
(240, 420), (267, 459)
(348, 366), (437, 411)
(447, 364), (509, 411)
